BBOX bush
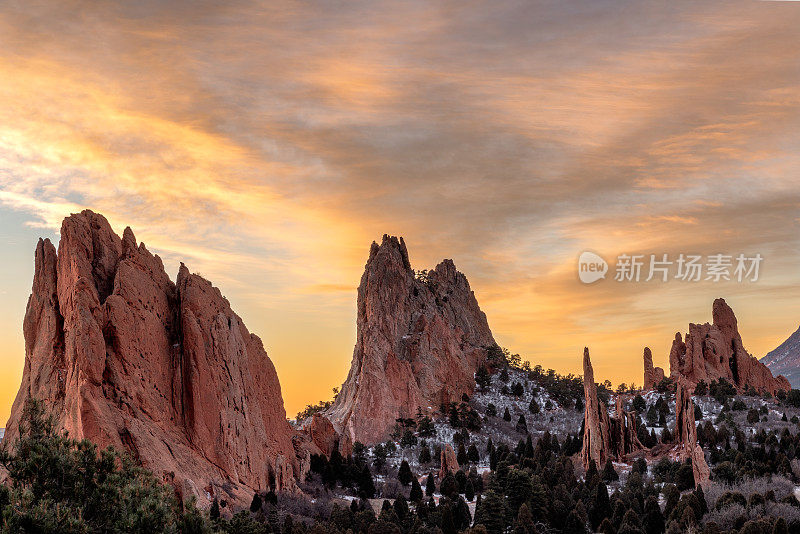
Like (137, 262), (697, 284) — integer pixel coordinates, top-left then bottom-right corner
(0, 399), (184, 534)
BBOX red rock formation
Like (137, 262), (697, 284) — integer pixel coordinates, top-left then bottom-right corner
(612, 396), (645, 460)
(4, 211), (301, 507)
(581, 348), (613, 469)
(582, 348), (646, 470)
(669, 299), (789, 395)
(674, 379), (710, 487)
(323, 235), (495, 445)
(643, 347), (665, 390)
(307, 413), (340, 457)
(439, 444), (459, 479)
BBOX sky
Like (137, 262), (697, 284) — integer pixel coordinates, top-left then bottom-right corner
(1, 0), (800, 425)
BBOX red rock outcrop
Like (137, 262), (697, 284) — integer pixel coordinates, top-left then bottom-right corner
(439, 444), (459, 479)
(612, 396), (644, 460)
(323, 235), (495, 445)
(643, 347), (665, 390)
(582, 348), (646, 470)
(4, 210), (301, 507)
(674, 379), (710, 487)
(307, 413), (340, 458)
(581, 348), (613, 469)
(669, 299), (789, 395)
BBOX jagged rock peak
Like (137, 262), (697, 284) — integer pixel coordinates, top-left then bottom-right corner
(669, 298), (789, 395)
(5, 210), (303, 507)
(322, 234), (495, 445)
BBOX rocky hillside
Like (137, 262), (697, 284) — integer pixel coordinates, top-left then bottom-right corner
(4, 210), (302, 507)
(762, 325), (800, 388)
(322, 235), (495, 446)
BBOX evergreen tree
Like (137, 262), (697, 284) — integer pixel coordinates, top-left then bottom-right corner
(426, 473), (436, 496)
(516, 415), (528, 433)
(359, 464), (376, 498)
(503, 407), (512, 422)
(457, 443), (469, 465)
(465, 479), (475, 502)
(410, 477), (424, 502)
(468, 443), (480, 463)
(589, 483), (612, 530)
(419, 446), (432, 464)
(0, 399), (183, 534)
(602, 459), (619, 482)
(529, 398), (540, 414)
(642, 496), (664, 534)
(563, 509), (587, 534)
(476, 365), (492, 389)
(474, 490), (506, 534)
(398, 459), (414, 486)
(441, 472), (458, 498)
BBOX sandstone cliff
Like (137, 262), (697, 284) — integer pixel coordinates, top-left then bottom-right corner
(5, 211), (301, 507)
(669, 298), (789, 395)
(323, 235), (495, 445)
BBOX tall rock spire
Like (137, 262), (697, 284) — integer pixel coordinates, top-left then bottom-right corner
(323, 234), (495, 445)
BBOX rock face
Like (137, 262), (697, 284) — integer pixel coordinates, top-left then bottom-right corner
(439, 444), (459, 479)
(582, 348), (646, 470)
(669, 299), (790, 395)
(761, 325), (800, 389)
(4, 211), (300, 506)
(323, 235), (495, 445)
(674, 379), (710, 487)
(642, 347), (665, 390)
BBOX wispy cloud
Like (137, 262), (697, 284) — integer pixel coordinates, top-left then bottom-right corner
(0, 0), (799, 417)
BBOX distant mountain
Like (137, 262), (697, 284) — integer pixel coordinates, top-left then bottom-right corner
(761, 325), (800, 388)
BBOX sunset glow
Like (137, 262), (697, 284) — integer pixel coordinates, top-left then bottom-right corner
(1, 1), (799, 424)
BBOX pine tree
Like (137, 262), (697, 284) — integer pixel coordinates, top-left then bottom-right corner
(419, 446), (432, 464)
(410, 477), (423, 502)
(465, 479), (475, 501)
(468, 443), (480, 462)
(426, 472), (436, 496)
(516, 414), (528, 433)
(503, 407), (512, 422)
(457, 443), (469, 465)
(601, 459), (618, 482)
(474, 490), (506, 534)
(398, 459), (414, 486)
(210, 498), (221, 521)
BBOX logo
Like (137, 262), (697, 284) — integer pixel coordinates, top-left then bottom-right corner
(578, 251), (608, 284)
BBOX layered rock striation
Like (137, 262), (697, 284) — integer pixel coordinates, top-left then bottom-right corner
(323, 235), (495, 445)
(5, 210), (300, 506)
(669, 299), (789, 395)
